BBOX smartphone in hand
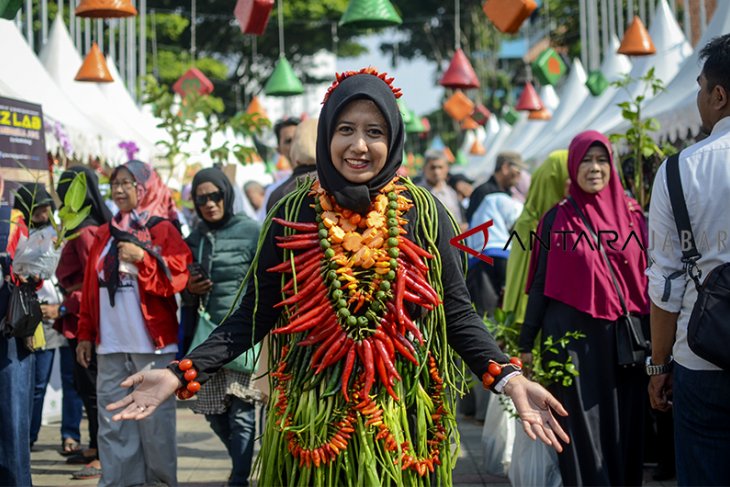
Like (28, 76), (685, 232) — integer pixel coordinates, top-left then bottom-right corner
(187, 263), (209, 281)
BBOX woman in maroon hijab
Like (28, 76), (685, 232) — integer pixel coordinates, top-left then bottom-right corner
(518, 130), (649, 486)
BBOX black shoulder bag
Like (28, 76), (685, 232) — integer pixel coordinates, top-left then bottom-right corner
(567, 197), (649, 367)
(666, 153), (730, 370)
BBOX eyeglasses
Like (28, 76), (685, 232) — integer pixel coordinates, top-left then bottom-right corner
(194, 191), (224, 206)
(110, 180), (137, 190)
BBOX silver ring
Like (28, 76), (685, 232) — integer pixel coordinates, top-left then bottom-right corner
(138, 405), (146, 411)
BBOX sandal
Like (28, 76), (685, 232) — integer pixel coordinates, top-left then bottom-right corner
(72, 463), (102, 480)
(66, 449), (98, 465)
(59, 438), (82, 456)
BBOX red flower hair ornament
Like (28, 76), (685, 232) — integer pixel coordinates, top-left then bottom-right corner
(322, 67), (403, 104)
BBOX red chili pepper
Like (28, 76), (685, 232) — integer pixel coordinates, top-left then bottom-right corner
(385, 326), (419, 365)
(403, 289), (434, 310)
(310, 328), (345, 369)
(274, 274), (324, 308)
(272, 217), (318, 233)
(399, 236), (434, 260)
(282, 260), (323, 292)
(398, 240), (429, 273)
(385, 301), (405, 335)
(401, 309), (424, 345)
(275, 232), (320, 242)
(286, 288), (328, 318)
(267, 247), (321, 273)
(360, 339), (375, 398)
(315, 335), (349, 374)
(298, 317), (337, 346)
(373, 328), (395, 360)
(276, 238), (321, 250)
(403, 266), (440, 305)
(312, 448), (321, 468)
(373, 338), (401, 383)
(341, 346), (356, 402)
(374, 351), (399, 401)
(273, 303), (329, 334)
(395, 268), (406, 326)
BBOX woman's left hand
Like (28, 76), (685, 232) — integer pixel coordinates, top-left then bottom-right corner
(118, 242), (145, 263)
(503, 374), (570, 452)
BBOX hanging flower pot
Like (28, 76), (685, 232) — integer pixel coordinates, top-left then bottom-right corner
(532, 47), (566, 86)
(0, 0), (22, 20)
(585, 70), (609, 96)
(246, 96), (269, 121)
(339, 0), (402, 29)
(515, 82), (542, 111)
(264, 56), (304, 97)
(502, 106), (519, 125)
(482, 0), (538, 34)
(460, 116), (480, 130)
(473, 103), (491, 126)
(470, 138), (486, 156)
(74, 0), (137, 18)
(439, 49), (480, 90)
(234, 0), (275, 36)
(618, 16), (656, 56)
(528, 108), (551, 120)
(173, 67), (214, 97)
(443, 91), (474, 122)
(75, 42), (113, 82)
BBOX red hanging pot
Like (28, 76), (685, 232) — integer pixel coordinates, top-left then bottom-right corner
(234, 0), (275, 36)
(439, 48), (480, 90)
(515, 81), (542, 111)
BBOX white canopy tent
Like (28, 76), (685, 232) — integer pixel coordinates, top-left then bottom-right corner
(642, 0), (730, 140)
(588, 0), (692, 137)
(522, 59), (590, 161)
(0, 19), (104, 156)
(536, 36), (632, 159)
(40, 17), (156, 162)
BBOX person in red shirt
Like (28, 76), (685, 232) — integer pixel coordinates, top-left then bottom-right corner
(76, 161), (191, 487)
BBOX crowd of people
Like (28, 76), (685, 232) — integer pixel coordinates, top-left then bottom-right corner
(0, 33), (728, 487)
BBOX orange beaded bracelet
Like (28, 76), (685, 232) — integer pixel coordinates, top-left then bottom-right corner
(171, 359), (201, 400)
(481, 357), (523, 389)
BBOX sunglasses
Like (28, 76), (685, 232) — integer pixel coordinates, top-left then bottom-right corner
(194, 191), (224, 206)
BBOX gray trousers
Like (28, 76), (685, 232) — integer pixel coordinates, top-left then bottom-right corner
(97, 352), (178, 487)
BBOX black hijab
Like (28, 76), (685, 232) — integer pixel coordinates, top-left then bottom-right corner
(13, 182), (56, 228)
(191, 167), (235, 230)
(316, 73), (405, 213)
(57, 166), (112, 230)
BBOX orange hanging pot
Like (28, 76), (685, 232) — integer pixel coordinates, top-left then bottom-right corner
(75, 0), (137, 18)
(618, 16), (656, 56)
(75, 43), (113, 82)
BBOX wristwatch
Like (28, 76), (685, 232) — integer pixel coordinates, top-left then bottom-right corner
(645, 356), (673, 376)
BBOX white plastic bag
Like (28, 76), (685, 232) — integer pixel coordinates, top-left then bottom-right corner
(508, 420), (562, 487)
(12, 226), (62, 279)
(481, 392), (516, 476)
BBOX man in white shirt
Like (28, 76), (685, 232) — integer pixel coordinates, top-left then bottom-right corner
(646, 33), (730, 485)
(420, 149), (466, 228)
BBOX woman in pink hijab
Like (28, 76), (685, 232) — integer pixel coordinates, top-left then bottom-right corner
(518, 131), (649, 485)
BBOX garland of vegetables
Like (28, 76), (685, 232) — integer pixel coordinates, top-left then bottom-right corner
(245, 176), (467, 486)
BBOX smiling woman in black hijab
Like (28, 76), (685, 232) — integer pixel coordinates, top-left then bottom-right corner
(108, 69), (569, 486)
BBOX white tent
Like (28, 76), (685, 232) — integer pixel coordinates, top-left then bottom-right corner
(39, 17), (156, 162)
(642, 0), (730, 140)
(588, 0), (692, 137)
(522, 59), (590, 161)
(465, 118), (514, 181)
(536, 36), (632, 159)
(0, 19), (104, 156)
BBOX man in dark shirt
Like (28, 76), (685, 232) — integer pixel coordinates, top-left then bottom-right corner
(267, 118), (318, 212)
(465, 151), (524, 223)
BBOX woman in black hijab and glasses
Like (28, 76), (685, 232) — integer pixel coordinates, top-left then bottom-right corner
(183, 167), (261, 487)
(108, 69), (569, 485)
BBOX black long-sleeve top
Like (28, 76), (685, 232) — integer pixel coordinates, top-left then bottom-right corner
(182, 189), (508, 384)
(519, 207), (557, 352)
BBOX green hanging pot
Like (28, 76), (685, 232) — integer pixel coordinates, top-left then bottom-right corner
(264, 56), (304, 97)
(397, 98), (412, 124)
(502, 106), (519, 126)
(455, 150), (468, 166)
(0, 0), (22, 19)
(585, 70), (609, 97)
(405, 110), (425, 133)
(339, 0), (402, 29)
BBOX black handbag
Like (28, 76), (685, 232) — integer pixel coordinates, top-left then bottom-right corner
(666, 153), (730, 370)
(567, 197), (649, 367)
(1, 281), (42, 338)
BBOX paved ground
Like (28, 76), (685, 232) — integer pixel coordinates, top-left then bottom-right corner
(31, 402), (677, 486)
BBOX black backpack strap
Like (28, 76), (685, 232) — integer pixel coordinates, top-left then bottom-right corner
(665, 152), (703, 287)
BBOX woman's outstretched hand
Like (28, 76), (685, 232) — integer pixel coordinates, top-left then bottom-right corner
(503, 374), (570, 452)
(106, 368), (182, 421)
